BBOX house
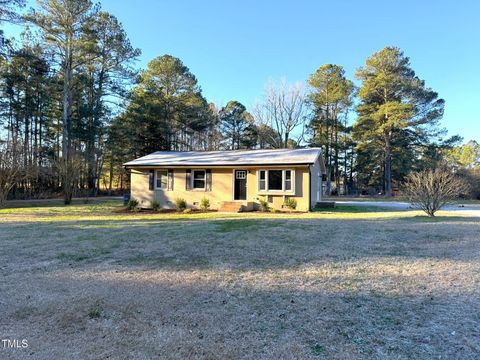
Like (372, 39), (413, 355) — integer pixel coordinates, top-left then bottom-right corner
(124, 148), (326, 212)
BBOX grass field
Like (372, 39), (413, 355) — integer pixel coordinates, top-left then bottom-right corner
(1, 200), (479, 359)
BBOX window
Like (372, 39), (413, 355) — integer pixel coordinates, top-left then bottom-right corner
(192, 170), (206, 189)
(259, 170), (266, 190)
(285, 170), (292, 191)
(236, 170), (246, 179)
(268, 170), (283, 190)
(258, 169), (295, 192)
(155, 170), (168, 189)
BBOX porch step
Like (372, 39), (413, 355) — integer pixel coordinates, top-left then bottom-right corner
(219, 201), (254, 212)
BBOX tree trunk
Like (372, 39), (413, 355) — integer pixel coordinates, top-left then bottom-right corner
(384, 131), (393, 197)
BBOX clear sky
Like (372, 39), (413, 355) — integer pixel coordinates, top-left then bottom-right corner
(5, 0), (480, 142)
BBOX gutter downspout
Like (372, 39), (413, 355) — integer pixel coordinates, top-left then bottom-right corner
(308, 165), (312, 211)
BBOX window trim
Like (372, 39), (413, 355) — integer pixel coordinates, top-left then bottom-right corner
(154, 169), (169, 190)
(231, 169), (249, 201)
(192, 169), (207, 191)
(257, 169), (295, 193)
(258, 170), (266, 191)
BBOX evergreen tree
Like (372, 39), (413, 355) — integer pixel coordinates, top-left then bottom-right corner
(115, 55), (210, 156)
(308, 64), (354, 194)
(219, 100), (252, 150)
(353, 47), (444, 196)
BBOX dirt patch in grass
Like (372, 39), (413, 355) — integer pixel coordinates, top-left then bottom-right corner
(0, 202), (479, 359)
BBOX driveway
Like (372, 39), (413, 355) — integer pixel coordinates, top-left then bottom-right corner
(336, 200), (480, 217)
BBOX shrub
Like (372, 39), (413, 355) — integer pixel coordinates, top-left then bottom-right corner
(283, 197), (297, 210)
(183, 208), (192, 214)
(175, 197), (187, 211)
(258, 197), (269, 212)
(403, 169), (469, 217)
(150, 199), (160, 211)
(200, 197), (210, 211)
(127, 198), (139, 211)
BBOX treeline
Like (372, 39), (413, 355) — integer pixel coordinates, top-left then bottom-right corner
(0, 0), (478, 205)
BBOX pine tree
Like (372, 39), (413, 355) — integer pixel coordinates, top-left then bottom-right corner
(353, 47), (444, 196)
(219, 100), (252, 150)
(308, 64), (354, 194)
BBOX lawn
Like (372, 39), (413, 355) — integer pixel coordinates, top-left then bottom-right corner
(1, 200), (479, 359)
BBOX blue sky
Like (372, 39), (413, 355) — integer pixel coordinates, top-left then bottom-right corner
(5, 0), (480, 142)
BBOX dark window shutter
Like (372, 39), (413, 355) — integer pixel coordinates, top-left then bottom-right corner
(185, 169), (191, 190)
(167, 169), (174, 190)
(206, 169), (212, 191)
(148, 170), (154, 190)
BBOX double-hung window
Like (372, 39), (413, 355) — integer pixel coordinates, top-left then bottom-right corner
(284, 170), (292, 191)
(259, 170), (266, 190)
(192, 170), (206, 190)
(155, 170), (168, 189)
(258, 169), (294, 192)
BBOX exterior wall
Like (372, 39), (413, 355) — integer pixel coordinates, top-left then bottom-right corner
(130, 170), (154, 205)
(309, 159), (323, 208)
(130, 166), (312, 211)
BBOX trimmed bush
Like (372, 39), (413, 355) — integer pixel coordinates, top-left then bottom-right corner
(200, 197), (210, 211)
(258, 197), (269, 212)
(150, 199), (160, 211)
(175, 198), (187, 211)
(127, 198), (139, 211)
(283, 197), (297, 210)
(183, 208), (192, 214)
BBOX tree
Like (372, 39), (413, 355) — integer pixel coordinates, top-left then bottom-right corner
(79, 11), (139, 192)
(0, 141), (24, 206)
(254, 79), (307, 148)
(0, 0), (25, 23)
(354, 47), (445, 196)
(26, 0), (99, 203)
(308, 64), (354, 194)
(0, 0), (26, 56)
(403, 169), (468, 217)
(447, 140), (480, 169)
(256, 123), (280, 149)
(27, 0), (97, 161)
(114, 55), (211, 157)
(219, 100), (252, 150)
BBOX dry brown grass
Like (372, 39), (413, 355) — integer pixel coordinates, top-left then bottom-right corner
(0, 201), (479, 359)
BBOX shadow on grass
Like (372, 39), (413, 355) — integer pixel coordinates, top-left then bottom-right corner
(2, 265), (479, 359)
(399, 215), (480, 223)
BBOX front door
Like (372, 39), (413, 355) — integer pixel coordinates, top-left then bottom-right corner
(234, 170), (247, 200)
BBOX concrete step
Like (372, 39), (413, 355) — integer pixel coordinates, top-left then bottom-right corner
(219, 201), (253, 212)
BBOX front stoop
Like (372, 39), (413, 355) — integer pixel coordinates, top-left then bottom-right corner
(219, 201), (255, 212)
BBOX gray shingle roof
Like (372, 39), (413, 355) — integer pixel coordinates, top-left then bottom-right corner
(124, 148), (322, 167)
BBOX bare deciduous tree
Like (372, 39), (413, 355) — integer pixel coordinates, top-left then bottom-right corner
(403, 169), (469, 217)
(55, 155), (83, 204)
(0, 142), (24, 206)
(254, 79), (307, 148)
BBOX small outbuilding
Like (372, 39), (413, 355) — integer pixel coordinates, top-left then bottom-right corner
(124, 148), (326, 212)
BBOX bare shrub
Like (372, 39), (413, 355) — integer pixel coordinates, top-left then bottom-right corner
(403, 169), (469, 217)
(0, 142), (24, 207)
(54, 156), (83, 205)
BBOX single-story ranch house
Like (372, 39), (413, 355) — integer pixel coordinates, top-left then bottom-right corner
(124, 148), (326, 212)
